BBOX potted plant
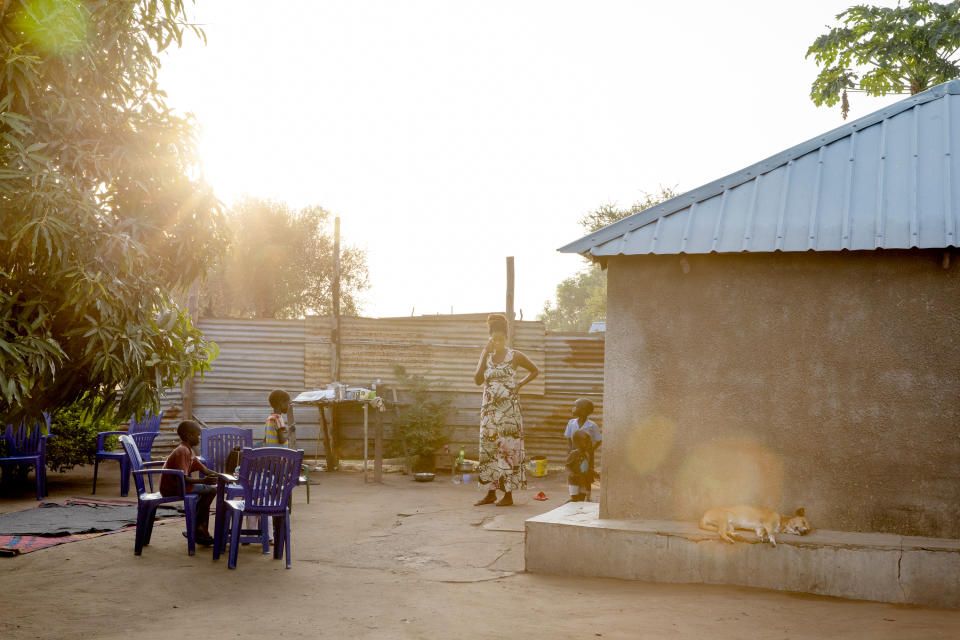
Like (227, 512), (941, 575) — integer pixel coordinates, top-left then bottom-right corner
(391, 364), (451, 474)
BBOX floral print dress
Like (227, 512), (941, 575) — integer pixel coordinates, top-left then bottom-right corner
(478, 349), (525, 492)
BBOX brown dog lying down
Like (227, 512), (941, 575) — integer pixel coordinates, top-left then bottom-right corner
(699, 506), (811, 547)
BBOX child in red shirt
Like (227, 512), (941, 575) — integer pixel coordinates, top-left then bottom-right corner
(161, 420), (219, 546)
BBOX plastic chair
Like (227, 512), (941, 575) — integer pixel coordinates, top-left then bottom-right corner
(120, 434), (200, 556)
(93, 410), (163, 496)
(221, 447), (304, 569)
(199, 426), (253, 473)
(0, 414), (53, 500)
(199, 427), (270, 550)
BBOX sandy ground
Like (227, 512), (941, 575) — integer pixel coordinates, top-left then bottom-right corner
(1, 465), (958, 640)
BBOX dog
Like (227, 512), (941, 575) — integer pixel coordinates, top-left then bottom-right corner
(698, 505), (811, 547)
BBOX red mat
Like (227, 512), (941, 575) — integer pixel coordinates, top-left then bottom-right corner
(0, 497), (183, 557)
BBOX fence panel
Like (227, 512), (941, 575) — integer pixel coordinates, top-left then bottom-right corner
(156, 316), (603, 468)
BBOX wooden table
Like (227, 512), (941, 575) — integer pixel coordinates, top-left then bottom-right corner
(292, 396), (385, 483)
(211, 472), (237, 560)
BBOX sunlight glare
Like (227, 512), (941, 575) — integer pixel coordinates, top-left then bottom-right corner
(625, 415), (676, 475)
(14, 0), (89, 55)
(672, 438), (783, 521)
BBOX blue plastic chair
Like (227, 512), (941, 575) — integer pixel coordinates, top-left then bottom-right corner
(221, 447), (304, 569)
(0, 414), (53, 500)
(93, 411), (163, 496)
(120, 434), (200, 556)
(199, 426), (270, 551)
(199, 426), (253, 473)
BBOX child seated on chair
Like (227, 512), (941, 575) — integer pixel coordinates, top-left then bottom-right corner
(264, 389), (292, 447)
(161, 420), (219, 546)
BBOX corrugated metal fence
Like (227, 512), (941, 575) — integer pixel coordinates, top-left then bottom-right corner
(158, 315), (603, 468)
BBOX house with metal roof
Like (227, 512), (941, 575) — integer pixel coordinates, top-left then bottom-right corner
(526, 80), (960, 607)
(561, 80), (958, 258)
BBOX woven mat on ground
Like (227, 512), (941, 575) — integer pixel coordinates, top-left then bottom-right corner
(0, 497), (183, 557)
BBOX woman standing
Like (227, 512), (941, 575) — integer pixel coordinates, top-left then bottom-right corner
(473, 313), (540, 506)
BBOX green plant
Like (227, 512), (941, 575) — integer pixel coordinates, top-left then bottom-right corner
(46, 398), (122, 472)
(391, 364), (452, 473)
(806, 1), (960, 119)
(0, 0), (227, 426)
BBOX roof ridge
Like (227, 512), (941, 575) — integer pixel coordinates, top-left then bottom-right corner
(559, 79), (960, 255)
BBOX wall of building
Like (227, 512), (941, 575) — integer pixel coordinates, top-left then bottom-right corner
(602, 249), (960, 539)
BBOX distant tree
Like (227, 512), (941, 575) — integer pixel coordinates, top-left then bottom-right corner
(807, 0), (960, 118)
(540, 187), (678, 332)
(200, 198), (369, 319)
(0, 0), (227, 425)
(539, 266), (607, 333)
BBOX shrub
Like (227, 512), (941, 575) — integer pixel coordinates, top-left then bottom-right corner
(46, 401), (123, 473)
(391, 364), (452, 472)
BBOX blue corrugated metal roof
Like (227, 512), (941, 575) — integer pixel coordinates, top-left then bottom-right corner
(560, 80), (960, 257)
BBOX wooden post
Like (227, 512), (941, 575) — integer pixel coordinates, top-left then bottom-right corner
(318, 404), (336, 471)
(286, 406), (296, 449)
(182, 284), (199, 420)
(374, 405), (383, 483)
(363, 403), (369, 483)
(331, 216), (341, 382)
(505, 256), (515, 347)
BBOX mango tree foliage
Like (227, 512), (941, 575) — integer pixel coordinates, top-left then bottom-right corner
(540, 187), (677, 332)
(200, 198), (369, 319)
(0, 0), (228, 425)
(807, 1), (960, 118)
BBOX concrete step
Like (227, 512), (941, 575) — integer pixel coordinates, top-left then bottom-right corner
(525, 502), (960, 608)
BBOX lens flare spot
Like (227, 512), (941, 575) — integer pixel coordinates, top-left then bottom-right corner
(625, 416), (676, 475)
(14, 0), (89, 55)
(672, 438), (783, 520)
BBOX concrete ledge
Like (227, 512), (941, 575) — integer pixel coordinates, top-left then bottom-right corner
(524, 502), (960, 608)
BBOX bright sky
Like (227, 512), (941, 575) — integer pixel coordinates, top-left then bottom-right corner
(158, 0), (905, 320)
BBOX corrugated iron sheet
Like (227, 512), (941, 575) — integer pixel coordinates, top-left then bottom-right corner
(159, 316), (603, 465)
(560, 79), (960, 257)
(305, 314), (546, 395)
(545, 333), (604, 397)
(197, 318), (306, 390)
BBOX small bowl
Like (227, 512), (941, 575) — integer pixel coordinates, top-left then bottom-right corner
(413, 472), (436, 482)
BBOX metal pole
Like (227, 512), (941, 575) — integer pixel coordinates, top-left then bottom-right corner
(374, 405), (383, 483)
(363, 403), (369, 483)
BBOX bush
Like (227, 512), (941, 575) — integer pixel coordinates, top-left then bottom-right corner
(46, 402), (123, 473)
(392, 364), (452, 473)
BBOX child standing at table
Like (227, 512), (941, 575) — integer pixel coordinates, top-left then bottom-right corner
(264, 389), (292, 447)
(261, 389), (295, 542)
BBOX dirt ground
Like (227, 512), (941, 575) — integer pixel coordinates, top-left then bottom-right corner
(1, 465), (958, 640)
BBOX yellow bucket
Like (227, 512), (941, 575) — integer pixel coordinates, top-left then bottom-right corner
(529, 456), (547, 477)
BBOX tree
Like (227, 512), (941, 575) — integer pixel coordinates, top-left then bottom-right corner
(807, 1), (960, 118)
(200, 198), (369, 319)
(0, 0), (228, 425)
(539, 266), (607, 332)
(540, 187), (677, 332)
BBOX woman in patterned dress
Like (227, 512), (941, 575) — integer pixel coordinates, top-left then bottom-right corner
(473, 313), (540, 506)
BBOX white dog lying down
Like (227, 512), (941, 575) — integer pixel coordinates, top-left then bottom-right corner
(699, 505), (811, 547)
